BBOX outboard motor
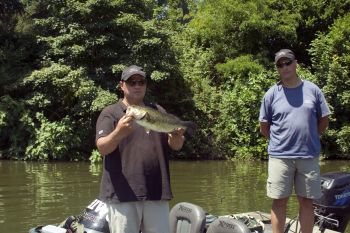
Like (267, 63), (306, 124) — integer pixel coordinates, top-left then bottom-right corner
(206, 216), (251, 233)
(29, 199), (110, 233)
(78, 199), (110, 233)
(313, 172), (350, 233)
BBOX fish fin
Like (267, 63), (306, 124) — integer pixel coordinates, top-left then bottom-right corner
(139, 112), (147, 120)
(143, 112), (150, 121)
(183, 121), (197, 137)
(144, 112), (157, 124)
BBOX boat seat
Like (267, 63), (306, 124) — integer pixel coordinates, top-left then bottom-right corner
(206, 216), (251, 233)
(169, 202), (206, 233)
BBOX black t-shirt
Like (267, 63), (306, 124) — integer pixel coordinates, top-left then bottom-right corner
(95, 100), (173, 202)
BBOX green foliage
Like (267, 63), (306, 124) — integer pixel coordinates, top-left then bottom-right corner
(0, 0), (39, 97)
(215, 55), (266, 86)
(292, 0), (350, 64)
(176, 1), (290, 159)
(89, 149), (102, 163)
(0, 95), (34, 159)
(23, 64), (95, 117)
(28, 0), (180, 92)
(91, 90), (117, 112)
(20, 63), (114, 160)
(187, 0), (300, 64)
(336, 125), (350, 156)
(25, 112), (81, 160)
(309, 13), (350, 158)
(0, 0), (23, 22)
(0, 63), (116, 160)
(175, 0), (350, 159)
(175, 42), (220, 158)
(1, 0), (350, 161)
(176, 40), (274, 159)
(212, 65), (275, 159)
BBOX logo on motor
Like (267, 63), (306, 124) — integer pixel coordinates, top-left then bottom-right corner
(334, 189), (350, 206)
(179, 204), (192, 213)
(218, 220), (236, 230)
(87, 199), (108, 215)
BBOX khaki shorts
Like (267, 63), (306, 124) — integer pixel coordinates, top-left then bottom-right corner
(267, 157), (321, 199)
(107, 200), (170, 233)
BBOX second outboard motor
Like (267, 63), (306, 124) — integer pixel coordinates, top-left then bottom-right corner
(206, 216), (251, 233)
(314, 172), (350, 233)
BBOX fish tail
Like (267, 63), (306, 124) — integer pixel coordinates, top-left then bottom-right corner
(183, 121), (197, 137)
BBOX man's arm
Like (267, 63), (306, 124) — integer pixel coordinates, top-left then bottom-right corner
(96, 115), (134, 156)
(318, 116), (329, 135)
(260, 121), (270, 139)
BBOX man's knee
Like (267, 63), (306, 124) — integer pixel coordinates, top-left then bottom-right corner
(272, 198), (289, 208)
(297, 196), (313, 208)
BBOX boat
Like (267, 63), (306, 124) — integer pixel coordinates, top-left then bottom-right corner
(29, 171), (350, 233)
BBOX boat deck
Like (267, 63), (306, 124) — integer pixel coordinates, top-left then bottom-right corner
(218, 211), (340, 233)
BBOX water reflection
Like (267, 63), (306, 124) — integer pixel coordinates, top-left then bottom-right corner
(0, 160), (349, 233)
(170, 161), (271, 216)
(0, 161), (101, 232)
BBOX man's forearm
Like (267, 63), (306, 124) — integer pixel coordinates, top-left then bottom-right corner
(260, 121), (270, 139)
(318, 116), (329, 135)
(96, 130), (123, 156)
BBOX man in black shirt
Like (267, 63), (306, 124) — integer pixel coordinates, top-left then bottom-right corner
(95, 65), (185, 233)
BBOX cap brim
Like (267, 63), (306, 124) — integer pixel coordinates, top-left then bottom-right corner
(122, 71), (146, 80)
(275, 55), (294, 63)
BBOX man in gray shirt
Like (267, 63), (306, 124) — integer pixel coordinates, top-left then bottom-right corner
(96, 65), (185, 233)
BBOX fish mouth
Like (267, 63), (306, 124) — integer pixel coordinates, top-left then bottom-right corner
(125, 106), (147, 120)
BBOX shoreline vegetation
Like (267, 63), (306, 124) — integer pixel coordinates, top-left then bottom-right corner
(1, 0), (350, 161)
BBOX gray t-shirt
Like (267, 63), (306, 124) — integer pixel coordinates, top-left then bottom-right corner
(95, 100), (173, 202)
(259, 80), (330, 158)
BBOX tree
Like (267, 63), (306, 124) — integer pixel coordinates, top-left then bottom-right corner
(175, 0), (350, 159)
(309, 13), (350, 158)
(2, 0), (195, 160)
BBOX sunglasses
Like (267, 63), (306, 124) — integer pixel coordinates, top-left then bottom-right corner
(124, 79), (147, 87)
(276, 60), (293, 68)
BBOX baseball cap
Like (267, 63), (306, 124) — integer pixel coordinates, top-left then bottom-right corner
(274, 49), (295, 64)
(121, 65), (146, 81)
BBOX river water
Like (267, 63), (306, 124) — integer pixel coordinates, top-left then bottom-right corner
(0, 160), (349, 233)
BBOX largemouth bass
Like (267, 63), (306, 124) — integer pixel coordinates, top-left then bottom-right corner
(126, 105), (197, 136)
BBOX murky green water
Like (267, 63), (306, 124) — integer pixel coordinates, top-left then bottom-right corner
(0, 160), (349, 233)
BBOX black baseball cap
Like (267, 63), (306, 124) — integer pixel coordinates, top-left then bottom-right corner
(121, 65), (146, 81)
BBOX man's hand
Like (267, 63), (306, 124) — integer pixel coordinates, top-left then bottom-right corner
(115, 115), (135, 139)
(96, 115), (135, 156)
(168, 128), (185, 151)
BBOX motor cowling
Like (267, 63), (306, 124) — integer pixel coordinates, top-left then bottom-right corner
(78, 199), (110, 233)
(314, 172), (350, 233)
